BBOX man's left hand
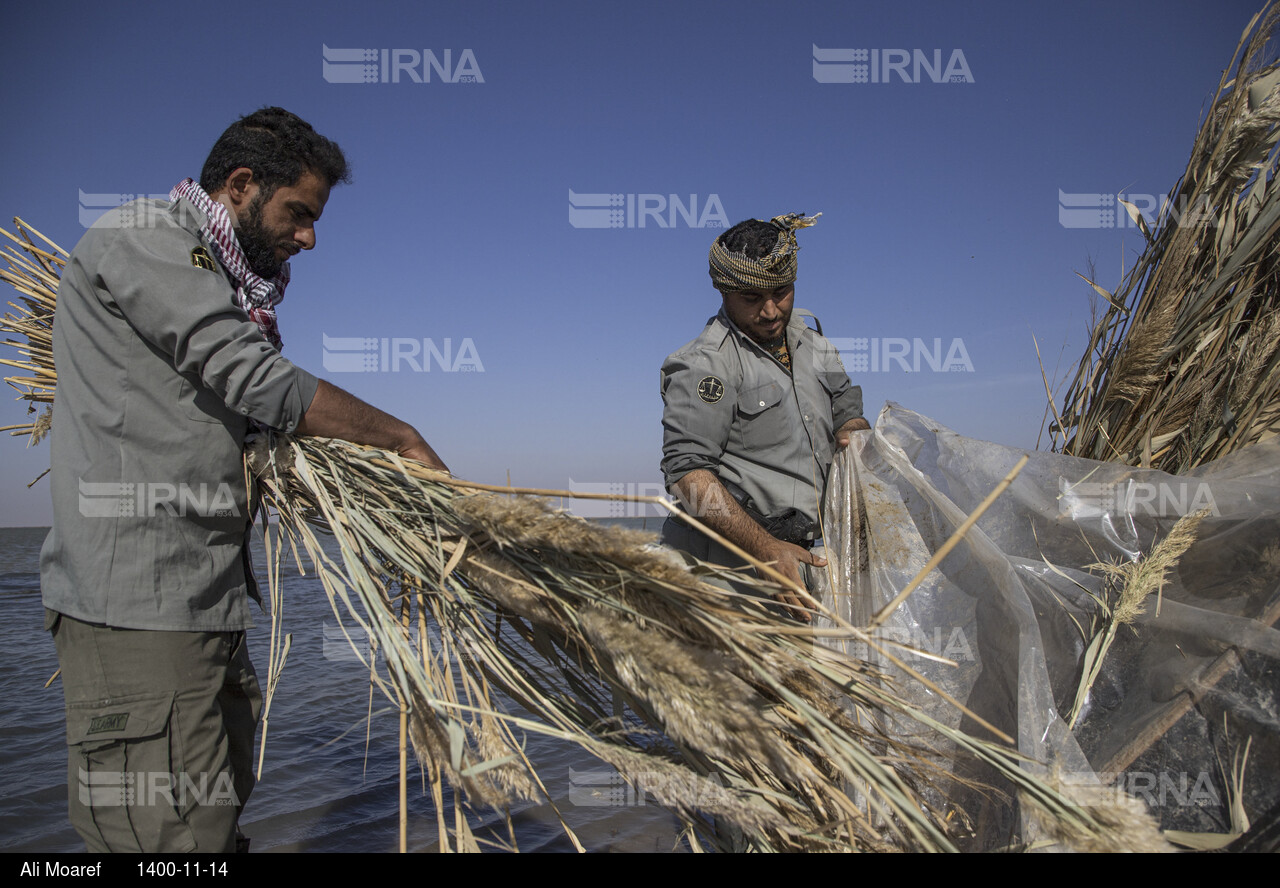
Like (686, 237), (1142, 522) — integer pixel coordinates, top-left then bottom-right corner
(757, 537), (825, 623)
(836, 417), (871, 448)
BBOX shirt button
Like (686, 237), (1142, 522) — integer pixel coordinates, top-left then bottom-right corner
(759, 400), (766, 407)
(240, 407), (249, 415)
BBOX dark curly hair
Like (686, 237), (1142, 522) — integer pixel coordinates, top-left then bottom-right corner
(199, 107), (351, 199)
(716, 219), (783, 260)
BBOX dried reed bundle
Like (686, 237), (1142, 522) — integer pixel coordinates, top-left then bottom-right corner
(0, 219), (61, 445)
(1, 219), (1139, 852)
(1045, 6), (1277, 844)
(247, 433), (1145, 851)
(248, 433), (960, 850)
(1053, 3), (1280, 473)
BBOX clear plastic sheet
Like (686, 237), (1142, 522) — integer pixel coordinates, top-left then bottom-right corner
(820, 403), (1280, 849)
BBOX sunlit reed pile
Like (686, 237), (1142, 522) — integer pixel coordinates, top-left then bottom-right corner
(0, 220), (57, 447)
(1051, 5), (1280, 473)
(0, 218), (1144, 852)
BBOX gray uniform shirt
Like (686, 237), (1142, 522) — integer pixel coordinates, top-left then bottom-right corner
(660, 308), (863, 527)
(40, 197), (320, 631)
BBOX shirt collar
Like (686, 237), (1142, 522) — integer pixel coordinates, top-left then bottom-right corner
(714, 307), (808, 353)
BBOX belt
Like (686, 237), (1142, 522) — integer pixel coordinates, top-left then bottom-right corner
(776, 532), (823, 548)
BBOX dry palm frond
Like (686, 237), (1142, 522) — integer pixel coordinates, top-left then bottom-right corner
(1, 218), (1146, 852)
(1054, 3), (1280, 473)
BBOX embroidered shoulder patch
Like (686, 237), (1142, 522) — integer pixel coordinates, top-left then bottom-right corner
(697, 376), (724, 403)
(190, 246), (218, 272)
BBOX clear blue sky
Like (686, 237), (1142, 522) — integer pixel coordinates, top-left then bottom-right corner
(0, 0), (1264, 525)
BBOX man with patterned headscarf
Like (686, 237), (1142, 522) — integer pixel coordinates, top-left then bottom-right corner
(42, 107), (448, 853)
(659, 213), (868, 622)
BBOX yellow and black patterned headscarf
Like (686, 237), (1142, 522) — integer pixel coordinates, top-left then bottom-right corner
(708, 212), (821, 293)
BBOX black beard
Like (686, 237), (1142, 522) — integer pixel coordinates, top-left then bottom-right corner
(237, 195), (284, 279)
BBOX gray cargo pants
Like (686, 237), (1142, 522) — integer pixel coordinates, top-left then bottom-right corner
(47, 609), (262, 852)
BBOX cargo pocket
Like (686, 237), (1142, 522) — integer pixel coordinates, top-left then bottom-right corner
(65, 690), (197, 853)
(737, 381), (790, 451)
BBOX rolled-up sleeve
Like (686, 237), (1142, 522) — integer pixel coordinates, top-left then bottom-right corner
(815, 339), (863, 429)
(660, 351), (736, 489)
(97, 225), (317, 432)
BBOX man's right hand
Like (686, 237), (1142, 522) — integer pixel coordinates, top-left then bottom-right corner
(297, 379), (450, 474)
(673, 469), (823, 623)
(397, 433), (450, 474)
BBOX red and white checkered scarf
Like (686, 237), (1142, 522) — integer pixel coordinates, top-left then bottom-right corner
(170, 178), (289, 350)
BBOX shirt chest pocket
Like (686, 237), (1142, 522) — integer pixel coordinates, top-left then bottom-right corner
(736, 380), (791, 452)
